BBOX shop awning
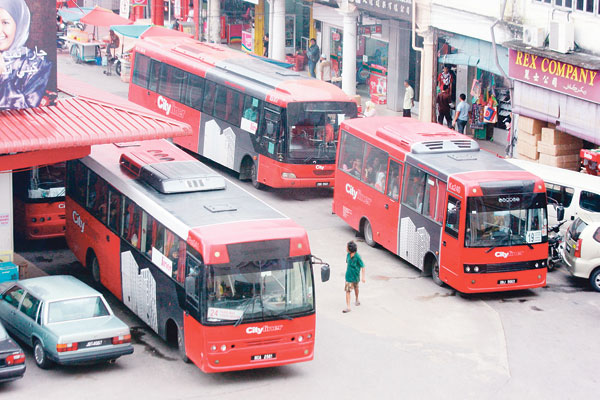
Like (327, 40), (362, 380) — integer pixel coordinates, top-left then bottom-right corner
(58, 7), (93, 22)
(80, 6), (132, 27)
(439, 34), (509, 76)
(0, 96), (192, 171)
(110, 24), (152, 38)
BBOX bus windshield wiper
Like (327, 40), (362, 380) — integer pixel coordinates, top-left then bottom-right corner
(233, 298), (257, 327)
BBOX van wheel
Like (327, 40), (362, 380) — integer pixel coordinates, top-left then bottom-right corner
(432, 259), (444, 287)
(88, 252), (101, 285)
(34, 340), (53, 369)
(590, 269), (600, 292)
(362, 219), (376, 247)
(250, 161), (264, 190)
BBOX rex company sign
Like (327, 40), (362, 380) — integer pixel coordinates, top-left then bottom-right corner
(508, 49), (600, 104)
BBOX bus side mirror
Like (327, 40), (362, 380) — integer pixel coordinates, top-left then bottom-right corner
(556, 205), (565, 222)
(321, 264), (330, 283)
(185, 276), (195, 295)
(447, 209), (457, 225)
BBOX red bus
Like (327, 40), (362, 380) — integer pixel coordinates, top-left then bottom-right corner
(13, 163), (66, 240)
(128, 36), (357, 189)
(65, 139), (329, 372)
(333, 117), (549, 293)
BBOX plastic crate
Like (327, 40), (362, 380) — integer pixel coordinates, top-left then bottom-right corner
(0, 262), (18, 283)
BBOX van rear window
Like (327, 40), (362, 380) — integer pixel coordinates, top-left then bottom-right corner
(579, 191), (600, 213)
(568, 218), (588, 241)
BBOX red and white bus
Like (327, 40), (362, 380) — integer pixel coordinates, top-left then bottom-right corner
(65, 139), (329, 372)
(13, 163), (66, 240)
(128, 36), (358, 189)
(333, 117), (549, 293)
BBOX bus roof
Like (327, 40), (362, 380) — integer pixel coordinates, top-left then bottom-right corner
(342, 116), (543, 187)
(83, 140), (308, 252)
(135, 36), (353, 105)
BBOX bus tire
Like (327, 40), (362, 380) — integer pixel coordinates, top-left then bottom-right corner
(590, 268), (600, 292)
(431, 259), (444, 287)
(362, 219), (376, 247)
(88, 251), (101, 285)
(239, 156), (253, 181)
(250, 161), (264, 190)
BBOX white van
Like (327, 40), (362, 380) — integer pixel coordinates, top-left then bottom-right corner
(507, 159), (600, 232)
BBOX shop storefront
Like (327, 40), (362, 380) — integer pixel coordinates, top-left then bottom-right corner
(437, 34), (512, 144)
(505, 42), (599, 168)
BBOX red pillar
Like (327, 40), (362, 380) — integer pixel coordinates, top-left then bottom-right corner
(152, 0), (164, 26)
(193, 0), (199, 40)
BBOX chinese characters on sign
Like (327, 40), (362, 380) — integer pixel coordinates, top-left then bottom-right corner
(508, 49), (600, 104)
(348, 0), (412, 21)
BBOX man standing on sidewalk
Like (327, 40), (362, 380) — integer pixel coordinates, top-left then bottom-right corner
(343, 241), (365, 313)
(403, 80), (414, 118)
(307, 38), (320, 78)
(452, 93), (470, 134)
(436, 84), (452, 128)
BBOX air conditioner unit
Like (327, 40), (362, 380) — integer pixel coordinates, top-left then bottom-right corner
(549, 20), (574, 53)
(523, 26), (545, 48)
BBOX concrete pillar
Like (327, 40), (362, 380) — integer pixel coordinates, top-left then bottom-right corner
(208, 0), (221, 43)
(419, 30), (435, 123)
(340, 6), (358, 96)
(0, 173), (13, 263)
(386, 20), (411, 112)
(271, 0), (286, 61)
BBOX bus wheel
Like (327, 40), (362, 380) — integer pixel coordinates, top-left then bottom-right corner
(432, 259), (444, 287)
(250, 161), (264, 190)
(88, 252), (101, 285)
(362, 219), (376, 247)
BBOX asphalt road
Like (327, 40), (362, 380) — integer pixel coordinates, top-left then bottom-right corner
(2, 53), (598, 399)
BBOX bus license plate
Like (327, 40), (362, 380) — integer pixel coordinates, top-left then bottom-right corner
(498, 279), (517, 285)
(251, 353), (276, 361)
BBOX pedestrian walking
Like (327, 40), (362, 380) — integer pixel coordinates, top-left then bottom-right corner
(307, 38), (320, 78)
(364, 101), (377, 117)
(452, 93), (470, 134)
(436, 84), (452, 128)
(403, 80), (414, 117)
(263, 34), (269, 57)
(317, 55), (332, 82)
(343, 241), (365, 313)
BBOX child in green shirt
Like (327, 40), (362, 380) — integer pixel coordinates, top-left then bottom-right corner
(343, 241), (365, 313)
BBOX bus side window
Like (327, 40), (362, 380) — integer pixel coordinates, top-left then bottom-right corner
(213, 85), (228, 121)
(402, 165), (426, 213)
(362, 145), (387, 192)
(122, 198), (142, 249)
(445, 196), (461, 238)
(423, 176), (438, 221)
(107, 188), (122, 235)
(339, 131), (365, 179)
(226, 89), (244, 127)
(185, 247), (204, 306)
(87, 172), (108, 224)
(148, 60), (161, 93)
(159, 64), (186, 103)
(185, 74), (204, 110)
(67, 160), (88, 205)
(131, 53), (151, 88)
(386, 160), (402, 201)
(165, 232), (186, 283)
(202, 81), (217, 116)
(436, 181), (447, 224)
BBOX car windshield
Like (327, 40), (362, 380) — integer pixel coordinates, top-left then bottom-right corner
(204, 257), (314, 325)
(465, 193), (548, 248)
(47, 296), (110, 324)
(286, 102), (357, 162)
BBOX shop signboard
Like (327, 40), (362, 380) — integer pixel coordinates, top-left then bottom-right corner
(348, 0), (412, 22)
(358, 24), (382, 35)
(242, 30), (253, 53)
(369, 64), (387, 104)
(508, 48), (600, 105)
(120, 0), (129, 18)
(1, 0), (57, 111)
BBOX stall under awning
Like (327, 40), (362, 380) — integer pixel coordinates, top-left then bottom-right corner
(0, 96), (192, 171)
(439, 34), (509, 76)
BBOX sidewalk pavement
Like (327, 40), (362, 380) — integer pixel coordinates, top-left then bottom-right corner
(13, 253), (46, 280)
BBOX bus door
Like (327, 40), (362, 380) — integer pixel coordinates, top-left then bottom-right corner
(183, 249), (205, 365)
(260, 106), (282, 158)
(440, 194), (462, 283)
(382, 159), (402, 253)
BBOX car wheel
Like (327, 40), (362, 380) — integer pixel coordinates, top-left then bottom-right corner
(363, 219), (376, 247)
(432, 259), (444, 287)
(34, 340), (53, 369)
(590, 268), (600, 293)
(250, 161), (264, 190)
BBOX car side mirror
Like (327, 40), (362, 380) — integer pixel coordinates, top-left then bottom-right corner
(321, 264), (330, 283)
(556, 205), (565, 222)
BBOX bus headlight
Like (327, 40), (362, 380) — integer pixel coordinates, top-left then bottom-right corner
(465, 266), (471, 273)
(220, 345), (227, 352)
(473, 266), (479, 273)
(210, 345), (217, 351)
(282, 172), (297, 179)
(297, 335), (304, 343)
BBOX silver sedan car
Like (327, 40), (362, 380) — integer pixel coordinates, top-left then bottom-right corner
(0, 275), (133, 369)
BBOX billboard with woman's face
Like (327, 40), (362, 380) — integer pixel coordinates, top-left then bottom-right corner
(0, 0), (56, 111)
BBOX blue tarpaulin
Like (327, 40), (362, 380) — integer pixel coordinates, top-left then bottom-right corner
(58, 7), (93, 23)
(110, 24), (152, 38)
(438, 34), (509, 76)
(249, 54), (294, 69)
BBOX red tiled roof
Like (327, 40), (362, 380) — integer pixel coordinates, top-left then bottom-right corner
(0, 96), (191, 154)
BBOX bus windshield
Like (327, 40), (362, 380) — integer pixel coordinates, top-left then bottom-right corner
(286, 102), (357, 162)
(204, 257), (314, 325)
(465, 193), (547, 248)
(23, 164), (66, 201)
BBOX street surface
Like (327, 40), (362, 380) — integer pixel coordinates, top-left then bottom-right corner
(1, 53), (598, 399)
